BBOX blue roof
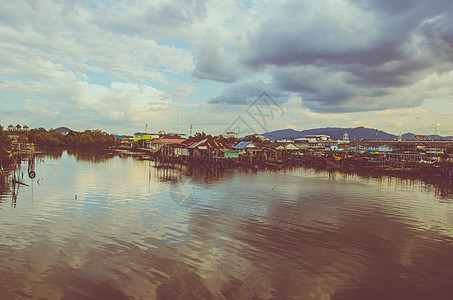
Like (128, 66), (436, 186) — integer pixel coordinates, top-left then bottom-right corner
(233, 141), (252, 149)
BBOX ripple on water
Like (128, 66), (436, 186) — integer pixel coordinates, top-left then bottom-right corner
(2, 153), (453, 299)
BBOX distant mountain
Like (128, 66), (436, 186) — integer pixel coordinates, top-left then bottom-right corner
(402, 133), (414, 140)
(54, 127), (72, 135)
(262, 127), (453, 141)
(261, 128), (302, 140)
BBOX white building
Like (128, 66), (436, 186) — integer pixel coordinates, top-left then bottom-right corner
(294, 134), (349, 151)
(221, 131), (237, 139)
(300, 135), (330, 143)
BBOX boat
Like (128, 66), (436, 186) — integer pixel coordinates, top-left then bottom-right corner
(265, 162), (283, 169)
(234, 161), (258, 169)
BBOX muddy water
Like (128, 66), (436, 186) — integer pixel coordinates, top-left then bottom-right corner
(1, 151), (453, 299)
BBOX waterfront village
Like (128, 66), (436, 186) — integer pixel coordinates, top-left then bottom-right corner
(2, 124), (453, 179)
(114, 129), (453, 179)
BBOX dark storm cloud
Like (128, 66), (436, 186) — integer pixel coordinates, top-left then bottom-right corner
(304, 87), (355, 108)
(349, 0), (421, 13)
(270, 62), (426, 113)
(240, 0), (453, 69)
(418, 13), (453, 60)
(216, 0), (453, 113)
(271, 65), (333, 94)
(344, 58), (432, 87)
(302, 88), (424, 113)
(191, 64), (238, 84)
(239, 2), (406, 68)
(208, 81), (285, 105)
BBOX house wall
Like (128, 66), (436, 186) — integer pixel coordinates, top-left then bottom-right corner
(426, 148), (444, 154)
(174, 148), (189, 156)
(224, 152), (240, 158)
(134, 134), (159, 141)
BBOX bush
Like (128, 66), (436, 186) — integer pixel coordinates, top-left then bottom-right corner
(28, 128), (115, 150)
(0, 125), (11, 163)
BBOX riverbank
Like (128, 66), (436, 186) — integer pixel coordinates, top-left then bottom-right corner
(3, 151), (453, 299)
(112, 146), (453, 182)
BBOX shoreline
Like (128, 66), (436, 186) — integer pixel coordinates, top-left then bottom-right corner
(112, 146), (453, 183)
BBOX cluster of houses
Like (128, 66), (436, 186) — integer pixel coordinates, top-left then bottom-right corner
(112, 130), (453, 165)
(112, 131), (436, 160)
(4, 124), (33, 153)
(114, 132), (353, 158)
(7, 124), (29, 133)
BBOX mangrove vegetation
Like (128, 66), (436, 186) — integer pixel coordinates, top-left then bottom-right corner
(27, 128), (116, 150)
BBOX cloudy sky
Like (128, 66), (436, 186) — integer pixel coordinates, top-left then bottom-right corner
(1, 0), (453, 136)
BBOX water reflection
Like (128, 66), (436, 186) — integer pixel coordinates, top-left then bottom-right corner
(1, 151), (453, 299)
(41, 149), (63, 160)
(300, 166), (453, 204)
(0, 175), (10, 205)
(66, 149), (115, 163)
(152, 161), (234, 184)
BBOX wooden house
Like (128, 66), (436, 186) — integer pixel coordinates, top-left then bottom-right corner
(178, 136), (229, 158)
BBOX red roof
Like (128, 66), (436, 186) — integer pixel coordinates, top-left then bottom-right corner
(411, 135), (431, 141)
(181, 136), (229, 150)
(154, 137), (186, 145)
(161, 134), (184, 139)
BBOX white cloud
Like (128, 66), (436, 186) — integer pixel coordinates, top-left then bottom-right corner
(191, 28), (242, 83)
(0, 1), (194, 84)
(1, 0), (453, 134)
(66, 81), (174, 127)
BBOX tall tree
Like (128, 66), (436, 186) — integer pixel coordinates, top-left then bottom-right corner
(0, 125), (11, 163)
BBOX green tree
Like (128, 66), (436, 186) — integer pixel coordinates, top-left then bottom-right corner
(0, 125), (11, 162)
(28, 128), (64, 149)
(244, 135), (262, 143)
(28, 128), (115, 150)
(215, 135), (238, 146)
(195, 132), (207, 137)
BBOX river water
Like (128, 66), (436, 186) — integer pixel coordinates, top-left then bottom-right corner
(1, 151), (453, 299)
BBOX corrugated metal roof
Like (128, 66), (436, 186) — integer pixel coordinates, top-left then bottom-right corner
(233, 141), (252, 149)
(286, 144), (299, 150)
(188, 138), (208, 149)
(181, 136), (229, 150)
